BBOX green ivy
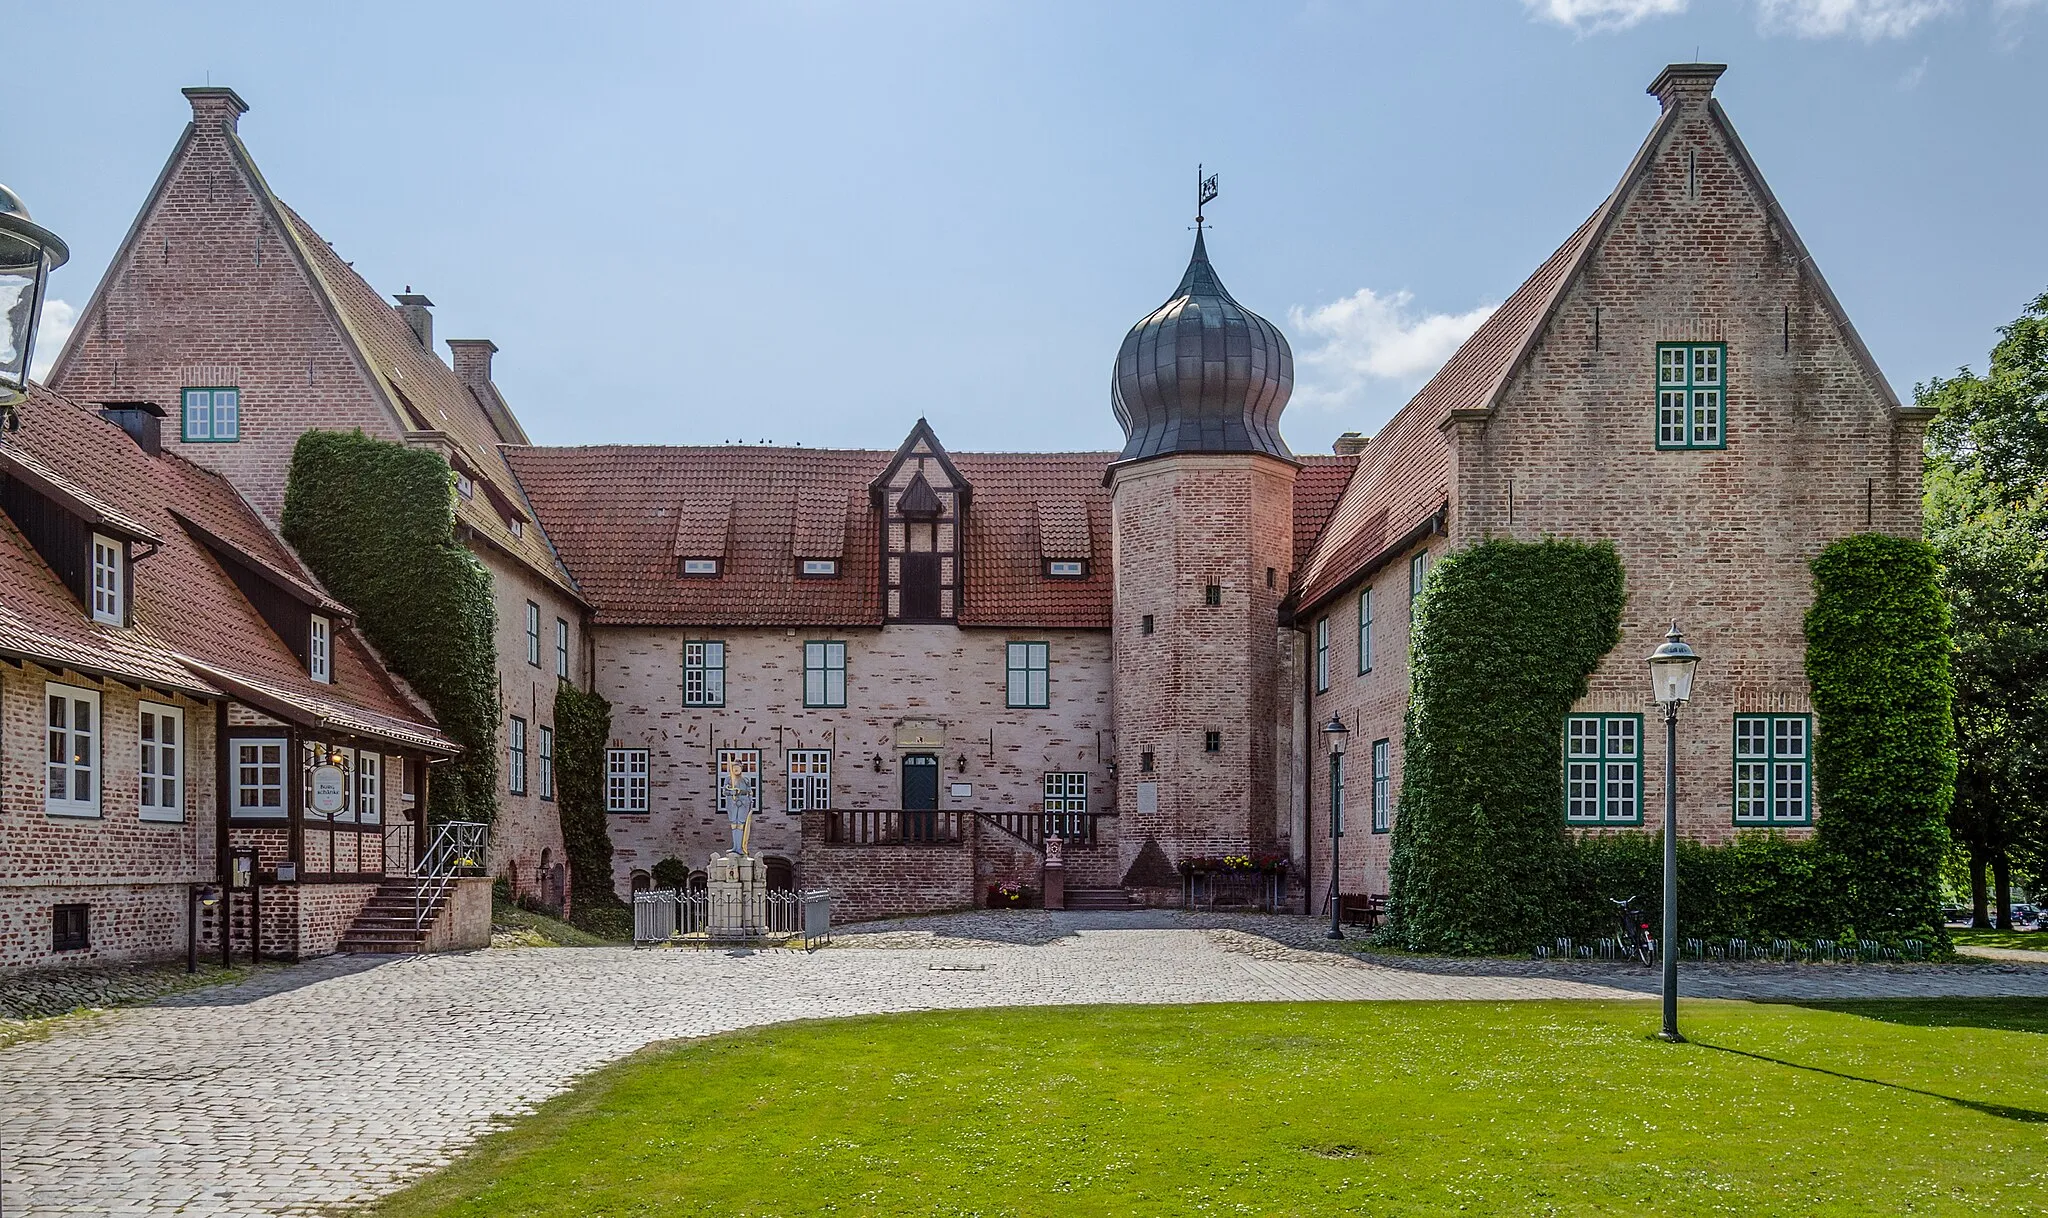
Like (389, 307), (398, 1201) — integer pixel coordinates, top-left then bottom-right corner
(280, 431), (499, 826)
(1807, 533), (1956, 945)
(554, 679), (626, 923)
(1565, 831), (1837, 946)
(1383, 538), (1627, 954)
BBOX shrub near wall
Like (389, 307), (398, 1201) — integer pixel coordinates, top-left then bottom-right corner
(1807, 533), (1956, 945)
(1383, 538), (1627, 954)
(554, 680), (627, 930)
(1566, 832), (1833, 946)
(281, 431), (499, 825)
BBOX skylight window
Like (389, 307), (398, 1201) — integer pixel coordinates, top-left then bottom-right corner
(681, 558), (720, 577)
(801, 558), (839, 577)
(1047, 560), (1086, 578)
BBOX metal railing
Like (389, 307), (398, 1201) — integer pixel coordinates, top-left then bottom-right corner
(633, 887), (831, 950)
(412, 820), (489, 930)
(976, 810), (1112, 851)
(824, 809), (963, 846)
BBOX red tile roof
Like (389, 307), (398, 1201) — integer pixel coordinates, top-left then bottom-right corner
(1290, 455), (1358, 572)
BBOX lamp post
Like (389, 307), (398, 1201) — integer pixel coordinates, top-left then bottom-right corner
(1646, 622), (1700, 1043)
(1323, 714), (1351, 940)
(0, 183), (70, 428)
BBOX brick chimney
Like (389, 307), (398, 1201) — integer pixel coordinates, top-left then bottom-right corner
(1332, 431), (1368, 456)
(446, 338), (498, 390)
(394, 292), (434, 349)
(181, 86), (249, 134)
(1647, 63), (1727, 115)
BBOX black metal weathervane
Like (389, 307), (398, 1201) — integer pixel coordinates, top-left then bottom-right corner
(1196, 164), (1218, 229)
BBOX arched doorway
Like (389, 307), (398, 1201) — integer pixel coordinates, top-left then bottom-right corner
(764, 856), (794, 893)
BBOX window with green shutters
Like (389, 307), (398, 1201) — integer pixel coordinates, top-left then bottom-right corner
(1734, 714), (1811, 825)
(1655, 342), (1726, 450)
(804, 640), (847, 708)
(1564, 714), (1642, 825)
(1006, 641), (1049, 708)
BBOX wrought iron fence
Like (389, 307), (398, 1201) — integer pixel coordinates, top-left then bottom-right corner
(825, 810), (963, 845)
(633, 887), (832, 950)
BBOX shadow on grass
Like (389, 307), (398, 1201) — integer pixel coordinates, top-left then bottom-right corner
(1781, 997), (2048, 1035)
(1694, 1037), (2048, 1125)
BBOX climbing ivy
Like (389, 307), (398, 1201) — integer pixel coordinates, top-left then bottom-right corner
(281, 430), (499, 826)
(554, 679), (626, 927)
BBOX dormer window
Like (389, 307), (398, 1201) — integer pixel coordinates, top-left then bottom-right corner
(509, 518), (524, 538)
(90, 534), (124, 625)
(681, 557), (720, 577)
(800, 558), (839, 578)
(455, 472), (475, 500)
(309, 614), (332, 683)
(1046, 560), (1086, 578)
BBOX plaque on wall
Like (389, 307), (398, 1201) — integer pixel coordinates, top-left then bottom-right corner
(1136, 782), (1159, 813)
(894, 718), (945, 750)
(950, 783), (972, 799)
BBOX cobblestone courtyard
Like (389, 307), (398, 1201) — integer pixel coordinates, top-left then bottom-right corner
(5, 912), (2047, 1216)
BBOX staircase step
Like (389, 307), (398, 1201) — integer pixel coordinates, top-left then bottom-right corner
(1064, 888), (1142, 910)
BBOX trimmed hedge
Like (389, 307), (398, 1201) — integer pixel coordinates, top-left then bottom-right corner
(554, 679), (626, 924)
(1383, 538), (1627, 954)
(281, 431), (499, 826)
(1807, 533), (1956, 945)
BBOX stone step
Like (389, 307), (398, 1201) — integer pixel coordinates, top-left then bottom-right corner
(1064, 888), (1142, 910)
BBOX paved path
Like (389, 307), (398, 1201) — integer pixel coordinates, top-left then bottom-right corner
(5, 912), (2047, 1217)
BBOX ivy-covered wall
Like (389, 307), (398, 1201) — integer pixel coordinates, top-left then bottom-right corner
(553, 679), (625, 925)
(1383, 538), (1628, 954)
(281, 430), (500, 825)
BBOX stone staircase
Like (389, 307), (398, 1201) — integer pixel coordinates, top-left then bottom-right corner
(1063, 887), (1143, 912)
(336, 879), (450, 954)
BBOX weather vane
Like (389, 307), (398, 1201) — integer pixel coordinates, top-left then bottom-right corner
(1196, 164), (1219, 229)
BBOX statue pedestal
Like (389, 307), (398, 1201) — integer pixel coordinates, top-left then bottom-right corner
(707, 852), (768, 939)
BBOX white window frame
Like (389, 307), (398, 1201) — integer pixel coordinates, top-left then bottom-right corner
(1358, 588), (1374, 673)
(804, 640), (847, 708)
(555, 617), (570, 679)
(455, 471), (475, 499)
(681, 557), (719, 576)
(1565, 715), (1642, 826)
(1005, 641), (1049, 709)
(138, 701), (185, 823)
(538, 726), (554, 800)
(1043, 772), (1087, 837)
(1371, 737), (1391, 833)
(308, 614), (331, 683)
(1046, 560), (1085, 578)
(787, 749), (831, 813)
(606, 748), (649, 813)
(45, 683), (101, 818)
(357, 751), (382, 825)
(1314, 617), (1330, 693)
(801, 558), (839, 577)
(1735, 714), (1811, 825)
(233, 737), (289, 819)
(716, 749), (762, 815)
(525, 600), (541, 666)
(91, 534), (123, 626)
(181, 387), (239, 442)
(684, 641), (726, 707)
(507, 716), (528, 795)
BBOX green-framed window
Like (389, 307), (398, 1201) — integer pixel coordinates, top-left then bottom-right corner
(683, 641), (725, 707)
(1655, 342), (1726, 450)
(1409, 550), (1431, 626)
(1314, 617), (1330, 692)
(180, 387), (240, 442)
(1358, 588), (1374, 673)
(1371, 737), (1391, 833)
(803, 640), (846, 708)
(1565, 714), (1642, 825)
(1006, 641), (1049, 708)
(1734, 714), (1811, 825)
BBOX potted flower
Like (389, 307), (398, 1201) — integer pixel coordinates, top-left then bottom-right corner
(988, 881), (1028, 908)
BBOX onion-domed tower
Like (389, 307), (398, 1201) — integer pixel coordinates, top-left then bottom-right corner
(1108, 224), (1299, 902)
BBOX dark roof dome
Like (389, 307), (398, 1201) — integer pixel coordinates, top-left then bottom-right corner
(1111, 230), (1293, 464)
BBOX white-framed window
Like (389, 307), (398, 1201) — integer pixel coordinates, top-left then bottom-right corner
(1565, 715), (1642, 825)
(45, 684), (100, 817)
(91, 534), (123, 626)
(1046, 560), (1086, 578)
(455, 472), (475, 499)
(1043, 771), (1088, 838)
(684, 641), (726, 707)
(507, 716), (528, 795)
(309, 615), (331, 683)
(1735, 714), (1811, 825)
(801, 558), (839, 577)
(1656, 342), (1726, 449)
(1358, 588), (1374, 673)
(716, 749), (761, 814)
(138, 702), (184, 823)
(787, 749), (831, 813)
(606, 748), (649, 813)
(180, 387), (240, 442)
(509, 518), (524, 539)
(357, 752), (382, 825)
(1314, 617), (1330, 692)
(1005, 641), (1049, 708)
(681, 557), (719, 576)
(525, 601), (541, 666)
(555, 618), (570, 678)
(804, 640), (846, 708)
(233, 737), (288, 819)
(1371, 737), (1391, 833)
(538, 727), (554, 801)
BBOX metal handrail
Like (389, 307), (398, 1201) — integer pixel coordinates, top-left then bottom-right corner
(413, 820), (489, 930)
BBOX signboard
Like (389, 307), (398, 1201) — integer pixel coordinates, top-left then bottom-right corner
(309, 765), (348, 815)
(893, 718), (945, 751)
(229, 849), (256, 890)
(949, 783), (973, 799)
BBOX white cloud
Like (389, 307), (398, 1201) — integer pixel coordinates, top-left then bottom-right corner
(1522, 0), (1690, 32)
(1754, 0), (1958, 39)
(28, 298), (76, 382)
(1898, 54), (1931, 86)
(1287, 289), (1496, 421)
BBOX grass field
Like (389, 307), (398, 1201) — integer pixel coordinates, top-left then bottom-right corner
(1951, 927), (2048, 952)
(363, 998), (2048, 1217)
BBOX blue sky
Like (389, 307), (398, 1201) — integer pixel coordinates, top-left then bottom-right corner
(11, 1), (2045, 456)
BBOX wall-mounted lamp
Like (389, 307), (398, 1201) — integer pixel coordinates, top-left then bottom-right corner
(956, 755), (968, 774)
(872, 754), (885, 773)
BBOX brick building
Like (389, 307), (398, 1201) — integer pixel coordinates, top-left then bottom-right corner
(31, 64), (1927, 924)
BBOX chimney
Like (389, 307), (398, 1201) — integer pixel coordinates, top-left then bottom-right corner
(445, 338), (498, 390)
(98, 401), (166, 457)
(1332, 431), (1368, 456)
(1647, 63), (1727, 115)
(181, 86), (250, 134)
(394, 291), (434, 349)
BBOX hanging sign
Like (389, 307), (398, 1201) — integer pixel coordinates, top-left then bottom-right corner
(309, 764), (348, 815)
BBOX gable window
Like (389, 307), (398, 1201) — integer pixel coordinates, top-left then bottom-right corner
(509, 518), (524, 538)
(1409, 551), (1431, 625)
(180, 387), (240, 442)
(525, 601), (541, 666)
(1043, 772), (1087, 838)
(1358, 589), (1374, 673)
(684, 641), (726, 707)
(233, 738), (287, 819)
(1656, 342), (1726, 450)
(1046, 560), (1086, 578)
(787, 749), (831, 813)
(800, 558), (839, 578)
(715, 749), (761, 815)
(508, 716), (528, 795)
(680, 557), (720, 577)
(138, 703), (184, 823)
(91, 534), (123, 626)
(555, 618), (571, 678)
(357, 752), (383, 825)
(537, 727), (554, 801)
(52, 904), (90, 952)
(1371, 738), (1391, 833)
(1314, 617), (1331, 693)
(1735, 714), (1811, 825)
(1565, 714), (1642, 825)
(45, 684), (100, 818)
(455, 472), (475, 500)
(1006, 641), (1050, 709)
(804, 640), (847, 708)
(308, 615), (331, 683)
(606, 748), (649, 813)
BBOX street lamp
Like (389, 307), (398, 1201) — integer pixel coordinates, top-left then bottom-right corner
(1646, 621), (1700, 1043)
(0, 183), (70, 426)
(1323, 714), (1351, 940)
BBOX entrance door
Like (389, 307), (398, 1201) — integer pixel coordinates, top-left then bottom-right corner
(901, 753), (939, 841)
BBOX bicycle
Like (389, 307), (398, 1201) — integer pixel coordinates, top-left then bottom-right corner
(1610, 896), (1654, 965)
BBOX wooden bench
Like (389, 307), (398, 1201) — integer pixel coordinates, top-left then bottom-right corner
(1339, 894), (1387, 928)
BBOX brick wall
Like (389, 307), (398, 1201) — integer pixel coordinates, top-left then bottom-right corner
(484, 548), (577, 900)
(798, 811), (977, 921)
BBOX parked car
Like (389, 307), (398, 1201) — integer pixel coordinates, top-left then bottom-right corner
(1942, 905), (1971, 926)
(2009, 904), (2042, 930)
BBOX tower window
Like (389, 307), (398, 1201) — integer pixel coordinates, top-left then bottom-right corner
(1139, 751), (1155, 774)
(1203, 584), (1222, 607)
(1266, 567), (1275, 589)
(1204, 730), (1221, 753)
(1141, 614), (1154, 635)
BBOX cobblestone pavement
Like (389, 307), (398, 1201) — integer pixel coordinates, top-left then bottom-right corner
(5, 912), (2047, 1217)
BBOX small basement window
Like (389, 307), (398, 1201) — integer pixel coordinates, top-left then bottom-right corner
(681, 558), (720, 577)
(1046, 560), (1086, 578)
(52, 903), (90, 952)
(801, 558), (839, 577)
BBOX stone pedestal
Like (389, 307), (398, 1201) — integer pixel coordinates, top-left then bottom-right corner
(707, 852), (768, 939)
(1042, 835), (1066, 911)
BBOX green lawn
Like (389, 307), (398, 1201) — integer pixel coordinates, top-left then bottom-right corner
(364, 999), (2048, 1218)
(1951, 927), (2048, 952)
